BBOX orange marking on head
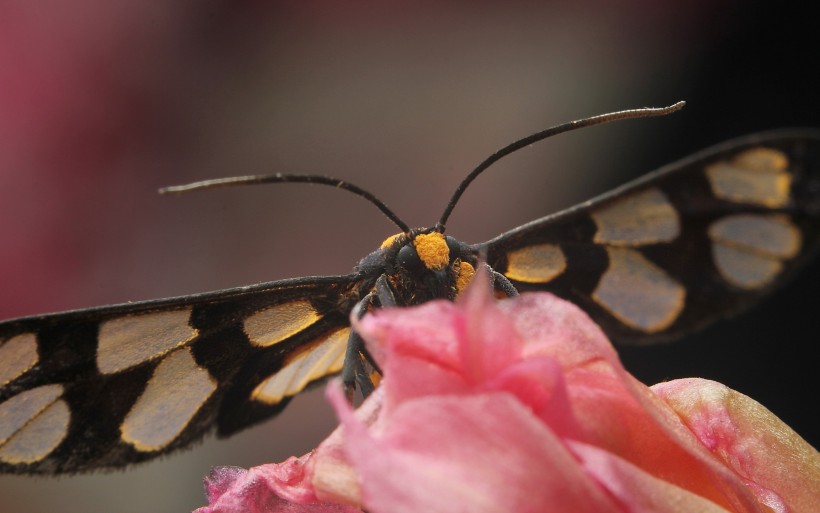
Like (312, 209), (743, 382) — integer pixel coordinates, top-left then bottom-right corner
(413, 232), (450, 270)
(455, 261), (476, 295)
(380, 233), (404, 249)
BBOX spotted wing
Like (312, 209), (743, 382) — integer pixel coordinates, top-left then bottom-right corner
(480, 130), (820, 345)
(0, 275), (359, 474)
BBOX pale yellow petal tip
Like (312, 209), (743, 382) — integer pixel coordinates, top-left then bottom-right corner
(653, 377), (820, 510)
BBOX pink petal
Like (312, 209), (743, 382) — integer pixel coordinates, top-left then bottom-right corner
(194, 462), (359, 513)
(496, 293), (767, 511)
(197, 285), (818, 513)
(653, 378), (820, 513)
(353, 301), (468, 413)
(497, 292), (619, 369)
(457, 273), (524, 384)
(568, 441), (732, 513)
(482, 356), (581, 436)
(327, 383), (618, 513)
(567, 367), (764, 511)
(201, 467), (248, 506)
(353, 300), (463, 371)
(308, 388), (384, 506)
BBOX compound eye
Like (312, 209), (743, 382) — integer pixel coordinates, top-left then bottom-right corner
(445, 236), (465, 259)
(397, 244), (424, 273)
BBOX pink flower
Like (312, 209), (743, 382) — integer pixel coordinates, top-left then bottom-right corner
(196, 278), (820, 513)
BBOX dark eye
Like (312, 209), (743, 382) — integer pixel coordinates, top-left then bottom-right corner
(446, 236), (465, 259)
(397, 244), (424, 273)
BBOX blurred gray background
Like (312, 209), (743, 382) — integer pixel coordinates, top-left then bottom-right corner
(1, 2), (818, 512)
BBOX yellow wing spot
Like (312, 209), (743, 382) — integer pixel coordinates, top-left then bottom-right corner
(244, 300), (321, 347)
(120, 348), (217, 452)
(712, 245), (784, 290)
(705, 147), (791, 208)
(413, 232), (450, 271)
(734, 147), (789, 172)
(504, 243), (567, 283)
(251, 328), (350, 404)
(97, 308), (199, 375)
(380, 233), (405, 249)
(0, 384), (70, 464)
(0, 333), (38, 387)
(592, 247), (686, 333)
(455, 261), (476, 295)
(709, 214), (801, 259)
(708, 214), (801, 289)
(591, 188), (680, 246)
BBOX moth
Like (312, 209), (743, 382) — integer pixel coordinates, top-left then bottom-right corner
(2, 102), (819, 474)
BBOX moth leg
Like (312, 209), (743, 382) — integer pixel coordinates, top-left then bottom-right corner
(374, 274), (397, 307)
(341, 279), (392, 402)
(341, 329), (380, 401)
(341, 293), (373, 401)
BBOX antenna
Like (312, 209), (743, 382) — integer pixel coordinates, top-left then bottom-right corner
(436, 101), (686, 231)
(160, 174), (410, 233)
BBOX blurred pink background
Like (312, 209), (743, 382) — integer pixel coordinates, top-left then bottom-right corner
(1, 2), (817, 512)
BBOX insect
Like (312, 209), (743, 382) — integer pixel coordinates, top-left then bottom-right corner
(2, 101), (819, 474)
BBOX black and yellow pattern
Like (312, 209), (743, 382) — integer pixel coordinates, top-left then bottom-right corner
(0, 277), (358, 472)
(1, 123), (819, 474)
(483, 131), (820, 344)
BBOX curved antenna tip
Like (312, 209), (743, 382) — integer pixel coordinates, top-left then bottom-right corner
(157, 185), (183, 195)
(667, 100), (686, 111)
(436, 101), (687, 228)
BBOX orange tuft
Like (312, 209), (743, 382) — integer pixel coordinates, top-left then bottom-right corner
(455, 261), (476, 295)
(413, 232), (449, 270)
(380, 233), (404, 249)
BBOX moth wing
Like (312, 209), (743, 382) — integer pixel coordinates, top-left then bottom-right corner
(480, 130), (820, 344)
(0, 275), (358, 473)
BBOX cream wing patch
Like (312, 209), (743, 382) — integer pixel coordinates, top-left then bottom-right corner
(0, 384), (70, 464)
(593, 248), (686, 333)
(505, 243), (567, 283)
(0, 333), (38, 386)
(711, 246), (784, 291)
(120, 348), (216, 452)
(244, 300), (321, 347)
(709, 214), (801, 259)
(709, 214), (802, 289)
(252, 327), (350, 404)
(592, 188), (680, 246)
(705, 148), (791, 207)
(98, 308), (198, 374)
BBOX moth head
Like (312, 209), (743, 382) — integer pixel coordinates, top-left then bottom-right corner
(378, 229), (477, 299)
